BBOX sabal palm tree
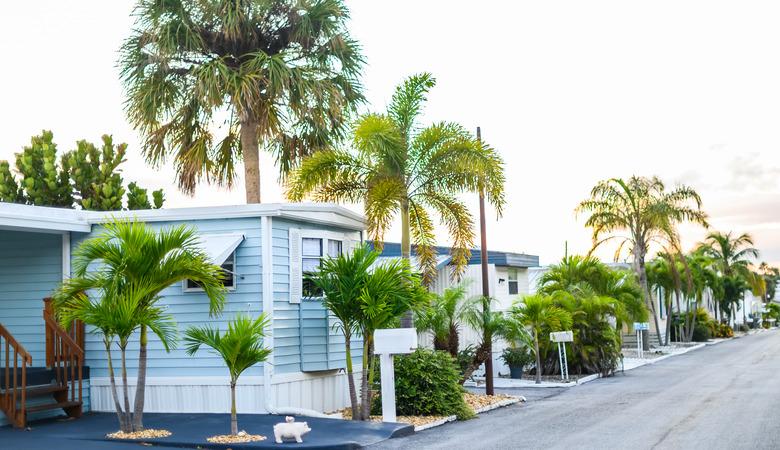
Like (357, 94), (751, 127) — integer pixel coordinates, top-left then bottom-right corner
(577, 176), (708, 345)
(415, 284), (475, 357)
(54, 220), (226, 431)
(698, 231), (759, 325)
(287, 73), (506, 287)
(120, 0), (364, 203)
(54, 282), (176, 433)
(509, 295), (572, 384)
(185, 313), (271, 436)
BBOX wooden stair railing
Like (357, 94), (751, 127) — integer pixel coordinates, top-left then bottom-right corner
(42, 298), (84, 419)
(0, 323), (33, 428)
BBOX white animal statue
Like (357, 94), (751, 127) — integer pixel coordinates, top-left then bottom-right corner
(273, 416), (311, 444)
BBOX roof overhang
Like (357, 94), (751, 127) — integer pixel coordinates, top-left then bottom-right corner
(197, 233), (244, 265)
(0, 202), (91, 233)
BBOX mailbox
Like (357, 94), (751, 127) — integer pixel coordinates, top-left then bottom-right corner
(374, 328), (418, 355)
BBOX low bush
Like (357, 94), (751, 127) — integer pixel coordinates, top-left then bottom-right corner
(456, 345), (477, 379)
(372, 349), (474, 420)
(691, 322), (711, 342)
(738, 323), (750, 333)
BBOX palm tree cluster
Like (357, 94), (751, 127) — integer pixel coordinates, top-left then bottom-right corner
(308, 245), (428, 421)
(53, 220), (226, 432)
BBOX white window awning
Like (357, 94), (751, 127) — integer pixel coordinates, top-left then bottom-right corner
(197, 233), (244, 265)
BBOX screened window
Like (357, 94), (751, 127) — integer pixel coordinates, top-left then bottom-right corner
(302, 238), (342, 298)
(507, 268), (519, 295)
(185, 252), (235, 291)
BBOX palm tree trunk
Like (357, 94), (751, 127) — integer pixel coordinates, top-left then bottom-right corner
(360, 335), (374, 420)
(105, 340), (129, 432)
(533, 330), (541, 384)
(664, 294), (672, 346)
(344, 333), (360, 420)
(636, 254), (661, 348)
(132, 325), (147, 431)
(399, 200), (413, 328)
(120, 346), (132, 432)
(230, 380), (238, 435)
(686, 294), (701, 342)
(240, 116), (261, 204)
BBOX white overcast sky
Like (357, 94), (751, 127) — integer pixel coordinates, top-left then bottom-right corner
(2, 1), (779, 265)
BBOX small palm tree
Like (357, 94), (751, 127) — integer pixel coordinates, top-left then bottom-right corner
(287, 73), (506, 287)
(509, 295), (572, 384)
(54, 283), (176, 432)
(120, 0), (364, 202)
(309, 245), (427, 420)
(577, 176), (708, 345)
(415, 284), (474, 357)
(185, 313), (271, 436)
(54, 219), (226, 431)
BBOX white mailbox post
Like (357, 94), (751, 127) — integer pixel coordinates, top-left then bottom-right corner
(374, 328), (418, 423)
(550, 331), (573, 381)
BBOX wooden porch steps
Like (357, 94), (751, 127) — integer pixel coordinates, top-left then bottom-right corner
(26, 400), (82, 414)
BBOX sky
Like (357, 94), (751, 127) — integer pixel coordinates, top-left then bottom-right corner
(1, 1), (779, 266)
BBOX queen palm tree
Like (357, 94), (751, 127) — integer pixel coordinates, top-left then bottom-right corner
(54, 281), (176, 433)
(577, 176), (708, 346)
(120, 0), (364, 203)
(698, 231), (759, 325)
(287, 73), (506, 289)
(54, 220), (226, 431)
(185, 313), (271, 436)
(509, 295), (572, 384)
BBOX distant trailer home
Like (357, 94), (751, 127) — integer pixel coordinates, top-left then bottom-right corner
(0, 202), (364, 427)
(374, 242), (540, 377)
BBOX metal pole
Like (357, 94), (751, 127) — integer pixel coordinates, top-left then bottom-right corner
(562, 343), (568, 381)
(477, 126), (494, 396)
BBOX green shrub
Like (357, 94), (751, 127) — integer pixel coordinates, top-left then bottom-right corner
(738, 323), (750, 333)
(691, 323), (711, 342)
(500, 346), (534, 369)
(456, 345), (477, 378)
(372, 349), (474, 420)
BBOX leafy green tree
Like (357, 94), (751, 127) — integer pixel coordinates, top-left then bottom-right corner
(287, 73), (506, 289)
(459, 297), (511, 384)
(509, 295), (572, 384)
(185, 313), (271, 436)
(2, 131), (72, 206)
(53, 220), (226, 431)
(54, 280), (176, 433)
(759, 262), (779, 302)
(577, 176), (708, 346)
(1, 131), (164, 210)
(415, 284), (475, 357)
(309, 245), (427, 420)
(120, 0), (364, 203)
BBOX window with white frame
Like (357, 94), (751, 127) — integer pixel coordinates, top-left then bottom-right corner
(301, 236), (343, 298)
(185, 252), (236, 291)
(507, 268), (519, 295)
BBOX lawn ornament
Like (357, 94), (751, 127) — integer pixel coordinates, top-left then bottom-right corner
(273, 416), (311, 444)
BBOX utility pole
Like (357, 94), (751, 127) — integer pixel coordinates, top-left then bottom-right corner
(477, 126), (494, 396)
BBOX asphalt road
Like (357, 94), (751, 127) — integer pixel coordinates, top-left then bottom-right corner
(372, 330), (780, 450)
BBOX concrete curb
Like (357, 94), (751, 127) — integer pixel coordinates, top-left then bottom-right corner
(621, 343), (707, 372)
(413, 396), (522, 432)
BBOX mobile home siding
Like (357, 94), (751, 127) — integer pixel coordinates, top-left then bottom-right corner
(0, 230), (62, 365)
(72, 218), (264, 378)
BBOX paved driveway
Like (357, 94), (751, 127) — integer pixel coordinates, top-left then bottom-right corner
(372, 330), (780, 450)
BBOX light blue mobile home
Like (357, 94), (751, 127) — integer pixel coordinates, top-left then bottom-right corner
(0, 202), (364, 427)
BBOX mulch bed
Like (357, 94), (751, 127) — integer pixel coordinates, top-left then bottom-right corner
(106, 429), (172, 440)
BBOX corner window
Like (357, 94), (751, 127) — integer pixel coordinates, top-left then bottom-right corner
(302, 238), (342, 298)
(508, 268), (519, 295)
(185, 252), (236, 291)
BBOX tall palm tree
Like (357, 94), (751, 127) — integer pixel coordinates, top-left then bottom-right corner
(54, 281), (176, 433)
(120, 0), (364, 203)
(698, 231), (759, 325)
(509, 295), (572, 384)
(415, 284), (475, 357)
(577, 176), (708, 346)
(287, 73), (506, 288)
(185, 313), (271, 436)
(54, 220), (226, 431)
